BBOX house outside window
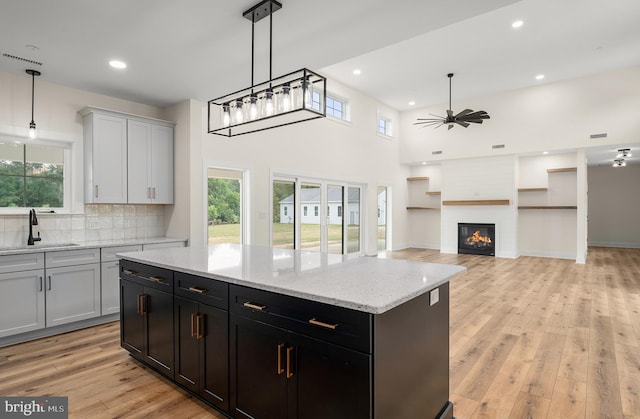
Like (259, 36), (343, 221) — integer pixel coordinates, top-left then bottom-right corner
(284, 207), (288, 216)
(338, 205), (342, 217)
(304, 206), (308, 216)
(314, 206), (318, 216)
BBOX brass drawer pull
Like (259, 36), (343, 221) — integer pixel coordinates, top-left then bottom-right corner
(188, 286), (207, 294)
(196, 314), (204, 339)
(243, 302), (267, 311)
(123, 269), (137, 276)
(148, 276), (165, 283)
(191, 313), (196, 338)
(286, 346), (294, 379)
(309, 318), (338, 330)
(277, 343), (285, 375)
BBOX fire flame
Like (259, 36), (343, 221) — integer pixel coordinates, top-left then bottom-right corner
(467, 230), (492, 244)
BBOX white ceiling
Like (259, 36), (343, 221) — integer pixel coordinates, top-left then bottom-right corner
(1, 0), (639, 165)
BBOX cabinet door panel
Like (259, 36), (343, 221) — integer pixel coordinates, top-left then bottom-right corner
(0, 270), (45, 337)
(46, 263), (101, 327)
(174, 296), (200, 392)
(293, 334), (371, 419)
(101, 261), (120, 315)
(231, 314), (287, 419)
(92, 114), (127, 203)
(151, 125), (174, 204)
(146, 287), (174, 377)
(201, 304), (229, 411)
(120, 279), (144, 355)
(127, 120), (152, 204)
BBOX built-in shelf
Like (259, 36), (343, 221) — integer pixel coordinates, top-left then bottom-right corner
(426, 191), (441, 195)
(442, 200), (510, 206)
(406, 177), (429, 181)
(518, 187), (548, 192)
(518, 206), (577, 210)
(406, 206), (440, 210)
(546, 167), (577, 173)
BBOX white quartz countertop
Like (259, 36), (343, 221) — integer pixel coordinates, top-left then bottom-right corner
(118, 244), (466, 314)
(0, 237), (187, 256)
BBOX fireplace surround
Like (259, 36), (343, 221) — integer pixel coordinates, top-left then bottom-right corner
(458, 223), (495, 256)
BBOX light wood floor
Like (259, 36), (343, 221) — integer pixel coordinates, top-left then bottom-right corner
(1, 246), (638, 419)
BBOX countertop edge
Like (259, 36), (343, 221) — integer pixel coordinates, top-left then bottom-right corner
(0, 237), (187, 256)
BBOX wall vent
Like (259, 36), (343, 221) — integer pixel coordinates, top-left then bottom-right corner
(589, 133), (607, 139)
(432, 150), (443, 155)
(2, 53), (43, 66)
(492, 144), (505, 149)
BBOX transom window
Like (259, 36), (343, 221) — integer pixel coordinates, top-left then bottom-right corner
(0, 143), (64, 208)
(378, 115), (392, 137)
(326, 96), (344, 119)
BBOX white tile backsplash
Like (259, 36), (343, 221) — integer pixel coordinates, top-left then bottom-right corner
(0, 204), (166, 247)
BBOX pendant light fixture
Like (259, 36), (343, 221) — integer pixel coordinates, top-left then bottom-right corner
(208, 0), (326, 137)
(26, 69), (41, 140)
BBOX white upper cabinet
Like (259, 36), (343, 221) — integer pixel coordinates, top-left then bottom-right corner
(81, 107), (174, 204)
(83, 111), (128, 203)
(127, 121), (174, 204)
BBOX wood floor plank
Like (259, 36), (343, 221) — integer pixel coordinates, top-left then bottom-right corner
(1, 246), (638, 418)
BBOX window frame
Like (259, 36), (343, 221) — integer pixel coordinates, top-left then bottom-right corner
(0, 137), (71, 214)
(377, 113), (393, 139)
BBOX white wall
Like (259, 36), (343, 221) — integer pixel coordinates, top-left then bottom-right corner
(440, 155), (518, 258)
(399, 67), (640, 165)
(587, 164), (640, 248)
(405, 165), (442, 249)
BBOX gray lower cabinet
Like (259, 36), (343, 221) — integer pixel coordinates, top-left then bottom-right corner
(101, 245), (143, 315)
(45, 248), (101, 327)
(0, 268), (45, 338)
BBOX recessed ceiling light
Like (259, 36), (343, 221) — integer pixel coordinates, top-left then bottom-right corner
(421, 162), (427, 165)
(535, 74), (545, 80)
(408, 101), (416, 106)
(543, 151), (549, 155)
(109, 60), (127, 69)
(512, 20), (524, 29)
(352, 69), (361, 76)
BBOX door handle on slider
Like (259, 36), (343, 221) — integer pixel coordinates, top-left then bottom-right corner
(286, 346), (294, 379)
(309, 318), (338, 330)
(277, 343), (285, 375)
(243, 302), (267, 311)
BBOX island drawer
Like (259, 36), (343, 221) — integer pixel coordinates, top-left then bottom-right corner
(230, 284), (372, 353)
(120, 260), (173, 291)
(174, 272), (228, 310)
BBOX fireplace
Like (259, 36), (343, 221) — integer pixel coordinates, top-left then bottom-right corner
(458, 223), (495, 256)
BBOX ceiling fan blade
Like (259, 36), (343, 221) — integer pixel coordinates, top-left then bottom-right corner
(455, 109), (474, 118)
(456, 120), (470, 128)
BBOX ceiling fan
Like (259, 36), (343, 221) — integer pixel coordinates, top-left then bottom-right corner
(414, 73), (490, 130)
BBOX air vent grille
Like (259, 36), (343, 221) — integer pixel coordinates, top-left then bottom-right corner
(2, 53), (42, 66)
(492, 144), (505, 149)
(589, 133), (607, 139)
(432, 150), (443, 155)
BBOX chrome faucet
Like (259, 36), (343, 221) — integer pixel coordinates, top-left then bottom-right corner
(27, 209), (41, 246)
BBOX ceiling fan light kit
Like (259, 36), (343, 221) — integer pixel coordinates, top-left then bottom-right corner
(208, 0), (326, 137)
(414, 73), (490, 130)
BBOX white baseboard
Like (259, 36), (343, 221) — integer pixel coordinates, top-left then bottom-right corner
(588, 241), (640, 249)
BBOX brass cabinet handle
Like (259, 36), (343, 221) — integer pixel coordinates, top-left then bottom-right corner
(309, 318), (338, 330)
(277, 343), (285, 375)
(190, 313), (196, 338)
(243, 302), (267, 311)
(286, 346), (294, 379)
(188, 286), (207, 294)
(123, 269), (137, 276)
(148, 276), (165, 283)
(196, 314), (204, 339)
(138, 294), (147, 315)
(136, 295), (142, 315)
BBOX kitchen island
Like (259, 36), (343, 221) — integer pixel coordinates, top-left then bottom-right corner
(118, 244), (465, 419)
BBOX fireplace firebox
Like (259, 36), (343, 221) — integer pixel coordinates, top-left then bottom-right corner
(458, 223), (495, 256)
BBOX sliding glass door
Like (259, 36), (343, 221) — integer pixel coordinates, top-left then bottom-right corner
(272, 176), (362, 254)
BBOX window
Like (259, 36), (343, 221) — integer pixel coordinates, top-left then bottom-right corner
(304, 206), (308, 216)
(310, 91), (322, 111)
(326, 96), (344, 119)
(0, 143), (64, 208)
(378, 115), (392, 137)
(314, 206), (318, 217)
(337, 205), (342, 217)
(207, 167), (244, 244)
(327, 205), (330, 216)
(284, 206), (288, 216)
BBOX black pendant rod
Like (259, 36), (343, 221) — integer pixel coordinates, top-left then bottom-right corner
(269, 0), (273, 81)
(26, 69), (41, 125)
(448, 73), (453, 111)
(251, 19), (255, 88)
